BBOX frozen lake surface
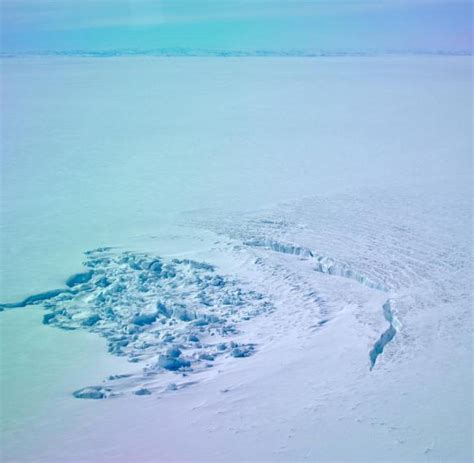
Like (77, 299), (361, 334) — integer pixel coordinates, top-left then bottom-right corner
(0, 56), (472, 461)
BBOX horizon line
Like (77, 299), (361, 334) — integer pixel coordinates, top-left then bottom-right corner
(1, 48), (472, 58)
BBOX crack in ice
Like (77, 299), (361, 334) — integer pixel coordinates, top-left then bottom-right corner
(244, 237), (399, 368)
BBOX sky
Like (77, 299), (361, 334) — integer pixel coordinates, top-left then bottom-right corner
(1, 0), (472, 54)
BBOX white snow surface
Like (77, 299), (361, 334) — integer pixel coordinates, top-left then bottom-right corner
(0, 56), (472, 462)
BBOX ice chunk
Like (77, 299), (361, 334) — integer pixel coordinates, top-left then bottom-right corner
(65, 271), (93, 287)
(230, 344), (255, 358)
(134, 388), (152, 396)
(166, 346), (182, 358)
(73, 386), (110, 399)
(158, 355), (190, 371)
(81, 314), (101, 326)
(42, 312), (55, 325)
(131, 313), (158, 326)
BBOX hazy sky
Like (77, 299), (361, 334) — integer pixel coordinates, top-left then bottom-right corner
(1, 0), (472, 53)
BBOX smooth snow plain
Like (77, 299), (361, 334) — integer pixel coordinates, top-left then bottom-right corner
(0, 56), (472, 462)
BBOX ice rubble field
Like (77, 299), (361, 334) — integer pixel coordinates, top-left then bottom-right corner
(0, 56), (472, 462)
